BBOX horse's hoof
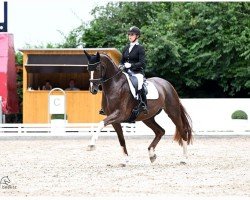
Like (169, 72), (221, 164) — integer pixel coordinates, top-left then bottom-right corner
(87, 145), (96, 151)
(149, 154), (157, 163)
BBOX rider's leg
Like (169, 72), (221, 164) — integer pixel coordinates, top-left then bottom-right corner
(134, 73), (148, 114)
(140, 87), (148, 114)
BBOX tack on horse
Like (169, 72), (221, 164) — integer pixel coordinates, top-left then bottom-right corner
(84, 51), (193, 166)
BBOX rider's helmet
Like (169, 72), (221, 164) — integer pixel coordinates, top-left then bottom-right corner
(127, 26), (141, 37)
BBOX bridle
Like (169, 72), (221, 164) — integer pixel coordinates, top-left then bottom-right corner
(88, 61), (102, 85)
(88, 61), (123, 86)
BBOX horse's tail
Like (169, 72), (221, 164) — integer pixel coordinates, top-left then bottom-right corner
(173, 102), (193, 146)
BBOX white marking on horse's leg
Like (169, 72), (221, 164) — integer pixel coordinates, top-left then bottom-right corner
(148, 147), (157, 163)
(89, 121), (105, 146)
(180, 139), (188, 164)
(119, 147), (129, 166)
(148, 147), (155, 157)
(183, 139), (188, 159)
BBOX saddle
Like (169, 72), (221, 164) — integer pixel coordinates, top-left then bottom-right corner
(123, 71), (148, 123)
(122, 71), (159, 123)
(125, 70), (140, 95)
(124, 70), (148, 98)
(123, 72), (158, 100)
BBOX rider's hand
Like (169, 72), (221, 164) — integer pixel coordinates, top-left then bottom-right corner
(124, 62), (131, 68)
(118, 64), (125, 70)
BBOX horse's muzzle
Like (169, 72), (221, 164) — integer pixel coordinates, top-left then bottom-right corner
(89, 87), (98, 95)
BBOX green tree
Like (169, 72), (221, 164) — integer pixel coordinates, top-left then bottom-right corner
(171, 3), (250, 96)
(58, 2), (250, 97)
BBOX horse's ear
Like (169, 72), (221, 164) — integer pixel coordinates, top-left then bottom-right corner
(84, 50), (91, 60)
(96, 52), (100, 60)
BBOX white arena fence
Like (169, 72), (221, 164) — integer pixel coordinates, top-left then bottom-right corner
(0, 98), (249, 137)
(0, 123), (136, 137)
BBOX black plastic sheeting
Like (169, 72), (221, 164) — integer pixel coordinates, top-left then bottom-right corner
(25, 54), (88, 73)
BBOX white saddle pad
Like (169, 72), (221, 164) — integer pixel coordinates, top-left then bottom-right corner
(123, 72), (159, 100)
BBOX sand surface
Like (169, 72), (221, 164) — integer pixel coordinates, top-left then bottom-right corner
(0, 135), (249, 198)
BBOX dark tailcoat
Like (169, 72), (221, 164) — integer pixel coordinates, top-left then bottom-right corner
(120, 44), (146, 74)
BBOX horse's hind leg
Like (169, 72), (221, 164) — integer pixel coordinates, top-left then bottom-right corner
(112, 123), (129, 167)
(142, 117), (165, 163)
(163, 107), (188, 163)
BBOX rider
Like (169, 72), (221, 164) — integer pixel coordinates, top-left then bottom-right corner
(99, 26), (148, 115)
(121, 26), (148, 114)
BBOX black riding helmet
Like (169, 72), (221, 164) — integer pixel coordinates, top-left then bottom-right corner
(128, 26), (140, 37)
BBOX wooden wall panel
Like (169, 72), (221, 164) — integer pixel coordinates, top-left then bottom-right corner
(23, 91), (104, 123)
(23, 91), (49, 123)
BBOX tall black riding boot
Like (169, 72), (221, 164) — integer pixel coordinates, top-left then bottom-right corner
(140, 88), (148, 114)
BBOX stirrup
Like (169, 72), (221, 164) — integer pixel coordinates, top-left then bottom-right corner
(142, 107), (148, 114)
(141, 104), (148, 114)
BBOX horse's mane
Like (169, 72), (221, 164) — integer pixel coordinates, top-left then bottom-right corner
(100, 53), (119, 69)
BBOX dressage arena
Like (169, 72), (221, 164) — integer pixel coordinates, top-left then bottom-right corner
(0, 135), (249, 198)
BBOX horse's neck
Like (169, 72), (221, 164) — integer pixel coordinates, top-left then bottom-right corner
(105, 66), (119, 80)
(101, 54), (127, 96)
(102, 70), (124, 93)
(101, 55), (119, 78)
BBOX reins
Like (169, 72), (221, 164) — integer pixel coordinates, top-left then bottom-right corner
(89, 61), (124, 85)
(102, 69), (123, 83)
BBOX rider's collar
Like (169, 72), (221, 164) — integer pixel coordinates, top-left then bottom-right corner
(130, 40), (139, 46)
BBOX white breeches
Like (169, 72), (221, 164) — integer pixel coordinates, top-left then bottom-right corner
(128, 69), (144, 90)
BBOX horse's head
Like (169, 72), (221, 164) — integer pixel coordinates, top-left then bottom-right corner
(84, 51), (103, 94)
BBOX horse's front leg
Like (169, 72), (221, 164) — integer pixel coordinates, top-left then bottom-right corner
(87, 121), (105, 151)
(112, 123), (129, 167)
(87, 110), (121, 151)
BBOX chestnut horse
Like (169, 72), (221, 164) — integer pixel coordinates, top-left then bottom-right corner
(84, 51), (193, 166)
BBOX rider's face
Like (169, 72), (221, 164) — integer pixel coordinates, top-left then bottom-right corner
(128, 33), (137, 43)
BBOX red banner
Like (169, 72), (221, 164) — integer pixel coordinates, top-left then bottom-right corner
(0, 33), (19, 114)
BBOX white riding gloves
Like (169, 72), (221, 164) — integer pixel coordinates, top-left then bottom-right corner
(124, 62), (132, 68)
